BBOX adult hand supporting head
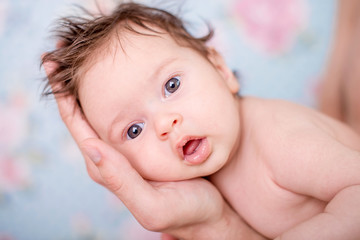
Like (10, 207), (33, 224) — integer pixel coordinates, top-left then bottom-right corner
(42, 59), (267, 240)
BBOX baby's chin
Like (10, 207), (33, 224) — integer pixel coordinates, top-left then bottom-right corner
(139, 151), (229, 182)
(143, 167), (222, 182)
(143, 174), (200, 182)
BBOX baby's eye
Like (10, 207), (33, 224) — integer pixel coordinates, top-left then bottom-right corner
(164, 76), (181, 97)
(127, 123), (144, 140)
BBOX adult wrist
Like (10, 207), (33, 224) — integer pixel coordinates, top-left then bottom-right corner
(213, 203), (267, 240)
(169, 202), (267, 240)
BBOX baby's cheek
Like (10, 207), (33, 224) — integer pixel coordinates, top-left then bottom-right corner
(137, 144), (177, 181)
(124, 146), (157, 178)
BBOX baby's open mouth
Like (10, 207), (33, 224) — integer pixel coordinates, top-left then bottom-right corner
(179, 137), (210, 165)
(183, 139), (202, 156)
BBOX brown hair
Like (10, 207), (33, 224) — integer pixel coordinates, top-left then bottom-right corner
(41, 1), (213, 104)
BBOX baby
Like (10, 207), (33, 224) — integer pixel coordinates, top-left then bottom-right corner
(42, 2), (360, 239)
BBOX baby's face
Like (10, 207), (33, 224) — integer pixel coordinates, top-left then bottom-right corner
(79, 29), (241, 181)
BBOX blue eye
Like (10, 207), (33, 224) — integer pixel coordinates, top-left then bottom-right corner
(127, 123), (144, 139)
(164, 76), (181, 97)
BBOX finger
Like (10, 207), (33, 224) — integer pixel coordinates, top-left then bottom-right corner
(80, 138), (160, 221)
(56, 40), (66, 48)
(42, 56), (98, 142)
(84, 155), (105, 186)
(42, 58), (57, 77)
(161, 233), (178, 240)
(56, 94), (99, 142)
(42, 57), (103, 184)
(83, 137), (224, 231)
(53, 89), (102, 184)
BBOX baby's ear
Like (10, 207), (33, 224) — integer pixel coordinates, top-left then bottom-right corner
(207, 48), (240, 94)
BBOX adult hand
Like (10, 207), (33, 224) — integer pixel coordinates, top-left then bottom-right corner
(43, 60), (266, 240)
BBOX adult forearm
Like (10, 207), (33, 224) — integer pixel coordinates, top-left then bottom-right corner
(170, 203), (267, 240)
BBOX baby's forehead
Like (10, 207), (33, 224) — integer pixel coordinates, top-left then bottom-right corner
(85, 20), (208, 72)
(113, 25), (178, 48)
(104, 28), (181, 62)
(81, 27), (180, 80)
(86, 26), (172, 60)
(80, 28), (163, 67)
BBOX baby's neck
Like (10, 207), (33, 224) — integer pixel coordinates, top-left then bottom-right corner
(209, 97), (246, 181)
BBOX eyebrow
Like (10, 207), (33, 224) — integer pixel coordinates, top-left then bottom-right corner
(106, 57), (178, 141)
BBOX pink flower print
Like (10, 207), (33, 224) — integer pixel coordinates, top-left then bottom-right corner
(0, 156), (31, 193)
(0, 96), (28, 152)
(0, 233), (15, 240)
(0, 95), (30, 193)
(233, 0), (309, 54)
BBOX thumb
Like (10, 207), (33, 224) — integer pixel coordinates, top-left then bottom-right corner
(161, 233), (178, 240)
(80, 138), (157, 212)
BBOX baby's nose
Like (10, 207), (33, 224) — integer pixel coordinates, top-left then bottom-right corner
(155, 113), (182, 140)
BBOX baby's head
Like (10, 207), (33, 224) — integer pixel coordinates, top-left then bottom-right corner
(42, 2), (213, 101)
(43, 2), (241, 181)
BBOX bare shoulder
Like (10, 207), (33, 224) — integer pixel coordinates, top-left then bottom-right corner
(241, 96), (360, 150)
(240, 97), (360, 201)
(240, 96), (320, 137)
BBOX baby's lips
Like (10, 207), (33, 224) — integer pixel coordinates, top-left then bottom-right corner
(176, 136), (201, 160)
(183, 139), (202, 156)
(177, 137), (211, 165)
(175, 137), (186, 159)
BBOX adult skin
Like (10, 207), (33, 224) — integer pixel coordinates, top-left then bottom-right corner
(318, 0), (360, 135)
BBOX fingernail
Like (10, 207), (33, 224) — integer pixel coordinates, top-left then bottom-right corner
(82, 146), (102, 164)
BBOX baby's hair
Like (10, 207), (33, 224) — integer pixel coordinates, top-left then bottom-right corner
(41, 1), (214, 104)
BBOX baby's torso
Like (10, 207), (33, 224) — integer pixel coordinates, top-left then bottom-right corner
(210, 97), (360, 239)
(212, 152), (326, 238)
